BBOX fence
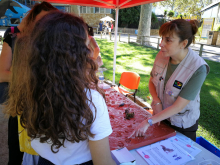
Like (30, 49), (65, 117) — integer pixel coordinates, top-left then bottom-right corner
(97, 31), (220, 57)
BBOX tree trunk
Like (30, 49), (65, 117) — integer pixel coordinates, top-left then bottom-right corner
(70, 5), (80, 16)
(137, 4), (152, 46)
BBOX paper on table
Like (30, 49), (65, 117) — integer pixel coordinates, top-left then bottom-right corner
(169, 134), (202, 157)
(111, 147), (136, 164)
(136, 138), (194, 165)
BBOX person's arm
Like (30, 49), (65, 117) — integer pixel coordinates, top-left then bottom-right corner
(89, 137), (116, 165)
(90, 37), (100, 60)
(132, 96), (190, 137)
(149, 76), (163, 116)
(0, 42), (12, 83)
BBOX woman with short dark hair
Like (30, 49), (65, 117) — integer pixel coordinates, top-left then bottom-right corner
(132, 19), (210, 141)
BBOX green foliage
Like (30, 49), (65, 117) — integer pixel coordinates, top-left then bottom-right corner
(164, 9), (167, 16)
(95, 38), (220, 148)
(168, 10), (174, 18)
(217, 26), (220, 31)
(198, 26), (202, 37)
(151, 12), (158, 24)
(177, 14), (183, 19)
(155, 0), (213, 21)
(113, 6), (159, 29)
(112, 6), (141, 28)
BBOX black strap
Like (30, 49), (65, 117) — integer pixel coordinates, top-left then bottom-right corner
(38, 156), (93, 165)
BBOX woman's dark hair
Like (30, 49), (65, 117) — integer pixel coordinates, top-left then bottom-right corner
(25, 1), (57, 25)
(87, 24), (94, 36)
(159, 19), (198, 48)
(6, 11), (104, 153)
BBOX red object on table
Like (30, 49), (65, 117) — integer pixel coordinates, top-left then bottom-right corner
(105, 88), (176, 151)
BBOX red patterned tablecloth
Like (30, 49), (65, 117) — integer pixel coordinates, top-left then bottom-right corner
(105, 88), (176, 151)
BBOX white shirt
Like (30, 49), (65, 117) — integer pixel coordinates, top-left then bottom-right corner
(31, 89), (112, 165)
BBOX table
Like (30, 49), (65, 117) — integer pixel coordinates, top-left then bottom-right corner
(103, 86), (220, 164)
(130, 132), (220, 165)
(104, 87), (176, 150)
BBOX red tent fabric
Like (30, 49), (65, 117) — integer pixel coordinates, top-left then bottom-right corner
(42, 0), (164, 9)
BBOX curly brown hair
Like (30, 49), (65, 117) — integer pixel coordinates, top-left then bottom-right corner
(6, 11), (104, 153)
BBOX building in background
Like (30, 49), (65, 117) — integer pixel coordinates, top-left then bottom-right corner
(0, 0), (113, 28)
(201, 1), (220, 32)
(79, 6), (113, 27)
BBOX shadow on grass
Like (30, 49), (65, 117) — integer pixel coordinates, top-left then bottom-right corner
(197, 60), (220, 147)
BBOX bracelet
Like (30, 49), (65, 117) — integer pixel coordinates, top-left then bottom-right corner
(153, 102), (161, 106)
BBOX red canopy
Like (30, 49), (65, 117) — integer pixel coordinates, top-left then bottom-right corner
(43, 0), (163, 9)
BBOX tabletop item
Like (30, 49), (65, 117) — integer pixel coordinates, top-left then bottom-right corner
(119, 103), (125, 107)
(111, 147), (136, 165)
(105, 88), (176, 151)
(98, 70), (104, 84)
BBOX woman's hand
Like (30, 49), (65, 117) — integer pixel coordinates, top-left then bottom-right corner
(129, 119), (150, 137)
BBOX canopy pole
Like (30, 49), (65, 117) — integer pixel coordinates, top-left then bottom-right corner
(113, 7), (119, 84)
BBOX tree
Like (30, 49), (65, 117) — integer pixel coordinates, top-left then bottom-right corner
(154, 0), (213, 20)
(164, 9), (168, 18)
(164, 9), (168, 23)
(113, 6), (141, 28)
(70, 5), (80, 16)
(177, 14), (183, 19)
(168, 10), (174, 18)
(137, 4), (152, 46)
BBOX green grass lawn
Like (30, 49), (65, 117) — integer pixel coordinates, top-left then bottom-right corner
(96, 38), (220, 149)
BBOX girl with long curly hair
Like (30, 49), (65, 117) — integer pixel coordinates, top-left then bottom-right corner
(1, 2), (57, 164)
(6, 10), (115, 165)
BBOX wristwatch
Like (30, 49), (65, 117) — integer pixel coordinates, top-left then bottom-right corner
(148, 118), (153, 126)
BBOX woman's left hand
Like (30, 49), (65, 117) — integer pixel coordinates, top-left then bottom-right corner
(129, 120), (150, 138)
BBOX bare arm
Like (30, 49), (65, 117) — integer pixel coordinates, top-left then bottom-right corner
(89, 37), (100, 60)
(149, 76), (161, 103)
(89, 137), (116, 165)
(93, 47), (100, 60)
(133, 96), (190, 137)
(149, 76), (163, 117)
(0, 42), (12, 83)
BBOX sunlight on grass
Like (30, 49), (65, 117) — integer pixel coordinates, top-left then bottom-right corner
(197, 126), (220, 148)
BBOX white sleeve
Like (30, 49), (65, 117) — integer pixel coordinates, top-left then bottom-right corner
(88, 90), (112, 141)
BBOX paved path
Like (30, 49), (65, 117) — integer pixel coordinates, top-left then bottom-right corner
(1, 27), (220, 62)
(0, 105), (8, 165)
(94, 33), (220, 63)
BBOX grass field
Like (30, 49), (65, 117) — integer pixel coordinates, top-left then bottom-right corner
(96, 38), (220, 148)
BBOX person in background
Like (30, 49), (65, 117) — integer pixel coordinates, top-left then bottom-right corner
(0, 2), (57, 165)
(103, 20), (107, 35)
(132, 19), (209, 141)
(98, 21), (103, 33)
(110, 20), (114, 33)
(87, 24), (103, 68)
(6, 11), (115, 165)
